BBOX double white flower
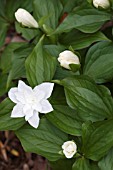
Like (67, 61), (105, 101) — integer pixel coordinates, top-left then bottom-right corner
(15, 8), (39, 28)
(93, 0), (110, 9)
(8, 81), (54, 128)
(62, 141), (77, 159)
(58, 50), (80, 70)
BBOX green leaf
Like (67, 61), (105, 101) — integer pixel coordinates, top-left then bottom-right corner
(69, 64), (81, 72)
(50, 159), (75, 170)
(53, 4), (111, 34)
(0, 42), (25, 74)
(62, 0), (84, 13)
(15, 22), (41, 41)
(47, 105), (82, 136)
(19, 0), (33, 12)
(0, 73), (8, 96)
(45, 44), (66, 57)
(7, 43), (34, 88)
(5, 0), (21, 22)
(83, 41), (113, 83)
(55, 66), (78, 80)
(5, 0), (33, 22)
(82, 121), (95, 151)
(82, 119), (113, 161)
(61, 76), (113, 122)
(98, 147), (113, 170)
(25, 36), (57, 87)
(33, 0), (63, 29)
(0, 98), (25, 130)
(0, 0), (5, 18)
(0, 20), (9, 47)
(49, 84), (67, 105)
(59, 30), (110, 50)
(15, 118), (68, 161)
(72, 158), (91, 170)
(91, 163), (100, 170)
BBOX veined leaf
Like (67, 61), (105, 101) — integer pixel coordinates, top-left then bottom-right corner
(53, 4), (111, 34)
(33, 0), (63, 29)
(16, 118), (68, 161)
(98, 147), (113, 170)
(83, 41), (113, 83)
(82, 119), (113, 161)
(0, 98), (25, 130)
(61, 76), (113, 122)
(59, 30), (110, 50)
(25, 36), (57, 87)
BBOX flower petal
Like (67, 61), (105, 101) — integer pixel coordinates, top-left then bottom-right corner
(18, 80), (32, 93)
(25, 110), (34, 121)
(23, 104), (32, 114)
(63, 150), (74, 159)
(32, 103), (42, 112)
(28, 111), (40, 128)
(8, 87), (18, 103)
(34, 83), (54, 99)
(15, 91), (26, 104)
(16, 80), (33, 104)
(40, 100), (53, 114)
(23, 104), (34, 121)
(11, 103), (25, 118)
(33, 89), (45, 102)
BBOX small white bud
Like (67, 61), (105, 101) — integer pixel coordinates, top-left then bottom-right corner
(58, 50), (80, 70)
(93, 0), (110, 9)
(62, 141), (77, 159)
(15, 8), (39, 28)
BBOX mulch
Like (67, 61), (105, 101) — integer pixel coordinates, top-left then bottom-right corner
(0, 131), (51, 170)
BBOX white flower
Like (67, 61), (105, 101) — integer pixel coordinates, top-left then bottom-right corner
(15, 8), (39, 28)
(62, 141), (77, 159)
(93, 0), (110, 9)
(58, 50), (80, 70)
(8, 80), (54, 128)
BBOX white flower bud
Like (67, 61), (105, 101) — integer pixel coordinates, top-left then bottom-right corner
(15, 8), (39, 28)
(62, 141), (77, 159)
(93, 0), (110, 9)
(58, 50), (80, 70)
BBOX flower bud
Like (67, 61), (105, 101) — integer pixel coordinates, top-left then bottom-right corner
(93, 0), (110, 9)
(15, 8), (39, 28)
(58, 50), (80, 70)
(62, 141), (77, 159)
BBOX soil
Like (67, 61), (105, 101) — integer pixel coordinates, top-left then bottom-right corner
(0, 131), (51, 170)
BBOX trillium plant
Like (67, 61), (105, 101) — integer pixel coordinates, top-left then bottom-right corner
(1, 0), (113, 169)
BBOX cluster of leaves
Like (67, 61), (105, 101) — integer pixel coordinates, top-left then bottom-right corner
(1, 0), (113, 169)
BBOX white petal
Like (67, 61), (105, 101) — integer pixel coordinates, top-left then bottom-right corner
(60, 60), (70, 70)
(32, 103), (42, 112)
(15, 91), (26, 104)
(11, 103), (25, 118)
(34, 83), (54, 99)
(28, 111), (40, 128)
(25, 110), (34, 121)
(40, 100), (53, 114)
(8, 88), (18, 103)
(23, 104), (32, 114)
(18, 80), (33, 93)
(63, 150), (74, 159)
(33, 89), (45, 102)
(16, 80), (33, 104)
(23, 105), (34, 121)
(15, 8), (39, 28)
